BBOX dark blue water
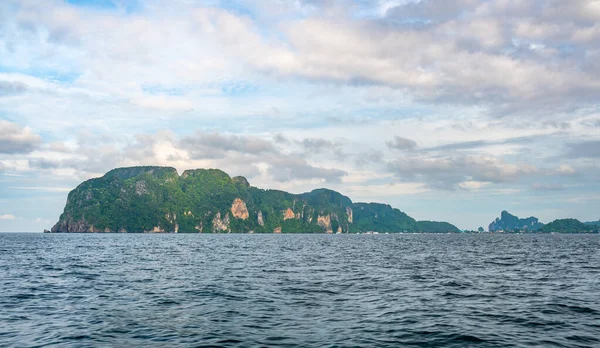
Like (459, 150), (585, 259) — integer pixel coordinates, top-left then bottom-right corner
(1, 233), (599, 347)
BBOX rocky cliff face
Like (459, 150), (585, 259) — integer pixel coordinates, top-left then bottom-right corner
(488, 211), (544, 232)
(51, 213), (92, 233)
(51, 166), (460, 233)
(212, 212), (230, 232)
(230, 198), (249, 219)
(257, 211), (264, 226)
(317, 214), (333, 233)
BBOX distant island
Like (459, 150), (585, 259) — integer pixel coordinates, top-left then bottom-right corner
(50, 166), (460, 233)
(488, 211), (598, 233)
(489, 211), (544, 232)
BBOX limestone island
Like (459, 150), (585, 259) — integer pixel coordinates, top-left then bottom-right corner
(50, 166), (460, 233)
(487, 210), (599, 233)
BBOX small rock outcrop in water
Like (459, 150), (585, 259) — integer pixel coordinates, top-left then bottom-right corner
(50, 166), (460, 233)
(488, 211), (544, 232)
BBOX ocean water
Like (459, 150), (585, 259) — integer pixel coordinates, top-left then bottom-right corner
(1, 233), (599, 347)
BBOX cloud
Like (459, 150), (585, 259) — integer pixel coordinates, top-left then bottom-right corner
(458, 181), (492, 190)
(0, 81), (28, 96)
(531, 183), (566, 191)
(387, 154), (537, 189)
(28, 158), (62, 169)
(45, 142), (73, 153)
(555, 164), (577, 175)
(354, 149), (384, 167)
(424, 135), (546, 152)
(300, 138), (337, 153)
(0, 0), (599, 232)
(132, 95), (195, 111)
(386, 136), (417, 150)
(267, 155), (347, 183)
(0, 0), (598, 122)
(565, 140), (600, 158)
(273, 134), (290, 144)
(0, 214), (16, 220)
(0, 121), (42, 154)
(180, 131), (278, 159)
(178, 132), (347, 182)
(24, 128), (349, 184)
(385, 0), (480, 23)
(241, 0), (600, 115)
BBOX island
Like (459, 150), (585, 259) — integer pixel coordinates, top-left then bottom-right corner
(539, 218), (598, 233)
(50, 166), (460, 233)
(488, 211), (598, 233)
(488, 210), (544, 232)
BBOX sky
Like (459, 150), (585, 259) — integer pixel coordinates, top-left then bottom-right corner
(0, 0), (599, 232)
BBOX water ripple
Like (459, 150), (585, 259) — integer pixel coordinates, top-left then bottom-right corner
(0, 233), (599, 347)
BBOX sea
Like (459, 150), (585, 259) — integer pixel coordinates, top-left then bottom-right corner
(1, 233), (599, 347)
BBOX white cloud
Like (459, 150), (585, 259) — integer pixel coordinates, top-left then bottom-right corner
(345, 182), (430, 198)
(0, 121), (42, 154)
(0, 214), (16, 220)
(2, 0), (599, 116)
(556, 164), (577, 175)
(387, 154), (538, 189)
(458, 181), (492, 190)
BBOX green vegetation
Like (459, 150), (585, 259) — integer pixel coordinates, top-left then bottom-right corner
(51, 166), (461, 233)
(351, 203), (415, 232)
(585, 220), (600, 227)
(415, 221), (461, 233)
(539, 219), (598, 233)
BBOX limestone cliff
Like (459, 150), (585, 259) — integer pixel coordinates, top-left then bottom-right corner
(317, 214), (333, 233)
(283, 208), (295, 220)
(212, 212), (231, 232)
(231, 198), (249, 220)
(257, 211), (264, 226)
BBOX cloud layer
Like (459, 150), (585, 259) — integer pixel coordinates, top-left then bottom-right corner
(0, 0), (599, 231)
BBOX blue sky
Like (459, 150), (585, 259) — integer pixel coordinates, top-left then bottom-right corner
(1, 0), (599, 232)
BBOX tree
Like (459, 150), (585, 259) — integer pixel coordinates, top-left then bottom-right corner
(478, 227), (484, 232)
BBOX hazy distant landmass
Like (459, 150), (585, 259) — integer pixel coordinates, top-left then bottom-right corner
(539, 219), (597, 233)
(488, 210), (544, 232)
(488, 210), (598, 233)
(50, 166), (459, 233)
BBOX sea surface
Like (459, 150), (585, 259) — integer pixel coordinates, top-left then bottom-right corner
(1, 233), (599, 347)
